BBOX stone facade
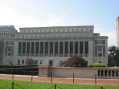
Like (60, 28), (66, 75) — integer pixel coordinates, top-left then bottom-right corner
(0, 25), (108, 66)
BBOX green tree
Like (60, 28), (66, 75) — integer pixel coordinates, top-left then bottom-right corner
(108, 46), (119, 66)
(63, 56), (88, 67)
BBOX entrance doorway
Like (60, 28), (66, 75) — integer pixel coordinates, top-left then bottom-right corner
(49, 60), (53, 66)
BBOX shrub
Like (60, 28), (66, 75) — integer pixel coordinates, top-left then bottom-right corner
(89, 63), (107, 67)
(0, 65), (38, 75)
(63, 56), (88, 67)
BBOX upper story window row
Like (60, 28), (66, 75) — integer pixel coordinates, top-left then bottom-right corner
(95, 40), (105, 44)
(15, 32), (93, 39)
(20, 26), (94, 33)
(0, 32), (15, 37)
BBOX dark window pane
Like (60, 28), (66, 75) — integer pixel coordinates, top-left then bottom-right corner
(70, 41), (73, 55)
(55, 42), (58, 56)
(31, 42), (34, 55)
(27, 42), (30, 56)
(36, 42), (39, 56)
(49, 42), (53, 56)
(75, 41), (78, 54)
(65, 41), (68, 56)
(45, 42), (48, 55)
(60, 42), (63, 56)
(18, 42), (21, 56)
(22, 42), (26, 55)
(40, 42), (43, 56)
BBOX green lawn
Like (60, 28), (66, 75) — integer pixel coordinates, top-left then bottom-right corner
(0, 80), (119, 89)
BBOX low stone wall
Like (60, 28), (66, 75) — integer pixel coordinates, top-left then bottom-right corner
(39, 66), (119, 78)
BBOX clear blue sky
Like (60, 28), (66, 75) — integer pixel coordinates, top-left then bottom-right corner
(0, 0), (119, 46)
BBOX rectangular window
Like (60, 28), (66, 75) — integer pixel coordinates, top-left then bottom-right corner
(70, 41), (73, 56)
(31, 42), (34, 56)
(49, 42), (53, 56)
(40, 42), (43, 56)
(27, 42), (30, 56)
(45, 42), (48, 56)
(22, 42), (26, 56)
(6, 47), (13, 56)
(18, 42), (22, 56)
(75, 41), (78, 54)
(35, 42), (39, 56)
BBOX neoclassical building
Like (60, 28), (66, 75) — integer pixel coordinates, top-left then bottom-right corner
(0, 25), (108, 66)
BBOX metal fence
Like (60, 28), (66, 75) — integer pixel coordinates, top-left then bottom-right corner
(0, 67), (119, 89)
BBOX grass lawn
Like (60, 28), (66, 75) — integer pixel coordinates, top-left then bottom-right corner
(0, 80), (119, 89)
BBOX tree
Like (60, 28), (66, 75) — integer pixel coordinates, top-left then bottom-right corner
(108, 46), (119, 66)
(25, 58), (33, 65)
(63, 56), (88, 67)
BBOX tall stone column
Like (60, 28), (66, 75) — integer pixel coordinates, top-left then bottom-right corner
(88, 40), (94, 65)
(110, 70), (112, 78)
(13, 41), (19, 65)
(53, 41), (55, 56)
(68, 41), (70, 56)
(114, 70), (116, 77)
(78, 41), (80, 56)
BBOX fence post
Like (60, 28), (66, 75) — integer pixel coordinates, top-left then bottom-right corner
(11, 73), (15, 89)
(100, 86), (104, 89)
(50, 72), (53, 83)
(118, 76), (119, 86)
(54, 84), (56, 89)
(73, 72), (74, 84)
(95, 74), (97, 86)
(31, 74), (33, 83)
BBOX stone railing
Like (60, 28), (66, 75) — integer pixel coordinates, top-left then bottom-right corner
(39, 66), (119, 78)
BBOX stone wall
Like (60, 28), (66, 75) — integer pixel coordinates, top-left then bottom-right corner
(39, 66), (119, 78)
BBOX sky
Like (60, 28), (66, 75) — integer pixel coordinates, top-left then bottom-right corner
(0, 0), (119, 46)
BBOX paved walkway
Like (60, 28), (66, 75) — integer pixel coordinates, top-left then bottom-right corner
(0, 74), (119, 86)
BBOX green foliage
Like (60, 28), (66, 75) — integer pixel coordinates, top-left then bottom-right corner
(108, 46), (119, 66)
(63, 56), (88, 67)
(90, 63), (107, 67)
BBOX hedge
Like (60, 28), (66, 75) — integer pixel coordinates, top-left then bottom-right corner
(0, 65), (39, 75)
(89, 63), (107, 67)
